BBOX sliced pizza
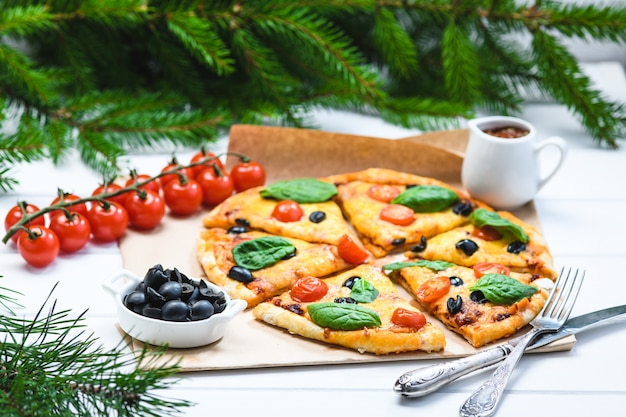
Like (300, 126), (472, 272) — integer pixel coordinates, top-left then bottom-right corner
(197, 227), (352, 308)
(405, 208), (558, 279)
(252, 264), (446, 355)
(383, 260), (554, 347)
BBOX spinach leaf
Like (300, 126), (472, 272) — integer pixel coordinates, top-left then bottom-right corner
(307, 302), (381, 330)
(382, 260), (455, 272)
(260, 178), (337, 203)
(391, 185), (459, 212)
(469, 273), (538, 305)
(350, 278), (379, 303)
(232, 236), (296, 271)
(469, 208), (529, 243)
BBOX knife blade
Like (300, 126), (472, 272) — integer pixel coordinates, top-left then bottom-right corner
(394, 304), (626, 398)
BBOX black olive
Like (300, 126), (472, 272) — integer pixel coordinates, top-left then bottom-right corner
(309, 211), (326, 223)
(235, 218), (250, 227)
(189, 299), (215, 321)
(180, 283), (196, 302)
(146, 286), (167, 306)
(452, 201), (474, 216)
(161, 300), (189, 321)
(228, 266), (254, 284)
(507, 241), (526, 254)
(158, 281), (183, 300)
(213, 297), (228, 313)
(449, 276), (464, 286)
(124, 290), (147, 308)
(456, 239), (479, 256)
(334, 297), (357, 304)
(227, 225), (248, 234)
(134, 282), (147, 293)
(143, 268), (168, 289)
(392, 237), (406, 246)
(199, 287), (225, 303)
(409, 236), (427, 252)
(447, 295), (463, 314)
(343, 276), (361, 289)
(142, 305), (161, 319)
(282, 249), (297, 260)
(470, 290), (488, 304)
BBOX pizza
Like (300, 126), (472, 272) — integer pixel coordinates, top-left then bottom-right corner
(252, 264), (446, 354)
(196, 168), (558, 354)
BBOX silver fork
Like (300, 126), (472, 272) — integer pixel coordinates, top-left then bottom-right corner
(459, 267), (584, 417)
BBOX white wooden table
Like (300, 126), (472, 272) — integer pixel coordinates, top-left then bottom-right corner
(1, 62), (625, 417)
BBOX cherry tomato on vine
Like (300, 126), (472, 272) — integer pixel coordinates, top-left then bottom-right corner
(86, 201), (129, 242)
(50, 192), (88, 218)
(92, 183), (128, 206)
(290, 276), (328, 302)
(4, 202), (46, 243)
(17, 225), (60, 268)
(337, 234), (370, 264)
(379, 204), (415, 226)
(196, 166), (234, 206)
(49, 212), (91, 253)
(160, 160), (193, 189)
(271, 200), (304, 222)
(230, 159), (266, 192)
(163, 177), (203, 215)
(124, 190), (165, 230)
(391, 308), (427, 330)
(125, 173), (161, 195)
(189, 150), (224, 178)
(367, 184), (402, 203)
(416, 276), (451, 303)
(473, 262), (511, 278)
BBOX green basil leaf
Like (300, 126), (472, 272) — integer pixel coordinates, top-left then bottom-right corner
(382, 260), (455, 272)
(232, 236), (296, 271)
(307, 302), (382, 330)
(469, 208), (529, 243)
(260, 178), (337, 203)
(350, 278), (379, 303)
(391, 185), (459, 213)
(469, 273), (538, 305)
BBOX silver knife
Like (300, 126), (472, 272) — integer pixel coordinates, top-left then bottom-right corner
(394, 304), (626, 398)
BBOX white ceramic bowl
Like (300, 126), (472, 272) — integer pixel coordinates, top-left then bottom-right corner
(102, 269), (246, 348)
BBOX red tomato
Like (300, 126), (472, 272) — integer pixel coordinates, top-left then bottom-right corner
(367, 184), (402, 203)
(337, 234), (369, 264)
(290, 276), (329, 302)
(49, 212), (91, 253)
(472, 225), (503, 241)
(416, 276), (451, 303)
(50, 193), (88, 218)
(230, 159), (266, 192)
(124, 190), (165, 230)
(160, 162), (192, 189)
(17, 226), (60, 268)
(271, 200), (304, 222)
(91, 183), (128, 206)
(190, 150), (224, 178)
(4, 202), (45, 243)
(163, 177), (203, 215)
(196, 166), (234, 206)
(473, 262), (511, 278)
(391, 308), (427, 330)
(87, 201), (129, 242)
(379, 204), (415, 226)
(125, 173), (161, 195)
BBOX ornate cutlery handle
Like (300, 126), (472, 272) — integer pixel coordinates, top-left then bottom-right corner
(394, 344), (513, 398)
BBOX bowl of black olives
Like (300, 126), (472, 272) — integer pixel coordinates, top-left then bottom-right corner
(103, 264), (246, 348)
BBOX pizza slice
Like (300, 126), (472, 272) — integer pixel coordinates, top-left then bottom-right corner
(405, 208), (558, 279)
(323, 168), (488, 257)
(252, 264), (446, 355)
(383, 260), (554, 347)
(197, 227), (352, 308)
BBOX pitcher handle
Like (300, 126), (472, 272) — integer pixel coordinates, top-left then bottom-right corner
(535, 136), (568, 191)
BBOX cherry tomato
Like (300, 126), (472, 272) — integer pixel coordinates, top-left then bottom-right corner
(4, 202), (45, 243)
(367, 184), (402, 203)
(17, 226), (60, 268)
(391, 308), (427, 330)
(290, 276), (329, 302)
(49, 212), (91, 253)
(473, 262), (511, 278)
(163, 177), (203, 215)
(196, 166), (234, 206)
(87, 201), (129, 242)
(50, 192), (88, 218)
(230, 159), (266, 192)
(271, 200), (304, 222)
(92, 183), (128, 206)
(472, 225), (503, 241)
(190, 150), (224, 178)
(337, 234), (369, 264)
(160, 161), (193, 189)
(416, 276), (451, 303)
(124, 190), (165, 230)
(379, 204), (415, 226)
(125, 173), (161, 195)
